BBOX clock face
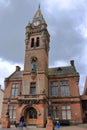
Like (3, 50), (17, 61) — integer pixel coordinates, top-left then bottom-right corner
(33, 21), (40, 26)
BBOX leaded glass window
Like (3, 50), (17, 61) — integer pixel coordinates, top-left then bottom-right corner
(11, 84), (19, 98)
(9, 106), (16, 119)
(49, 81), (58, 97)
(30, 82), (36, 95)
(60, 80), (69, 97)
(62, 106), (71, 120)
(53, 106), (59, 119)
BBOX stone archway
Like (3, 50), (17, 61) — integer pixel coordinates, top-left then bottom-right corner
(23, 106), (37, 125)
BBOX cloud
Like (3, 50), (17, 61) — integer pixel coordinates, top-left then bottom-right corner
(0, 58), (23, 89)
(0, 0), (39, 62)
(0, 0), (10, 8)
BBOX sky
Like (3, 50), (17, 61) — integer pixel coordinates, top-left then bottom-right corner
(0, 0), (87, 94)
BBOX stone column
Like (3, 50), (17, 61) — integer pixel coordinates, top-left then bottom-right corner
(46, 116), (54, 130)
(2, 115), (10, 128)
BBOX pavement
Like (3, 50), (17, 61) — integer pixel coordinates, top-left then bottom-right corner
(0, 123), (87, 130)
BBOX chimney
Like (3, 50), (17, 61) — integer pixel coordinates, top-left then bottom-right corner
(70, 60), (74, 66)
(16, 66), (21, 71)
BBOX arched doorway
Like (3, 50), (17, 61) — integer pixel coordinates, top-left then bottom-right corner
(24, 107), (37, 125)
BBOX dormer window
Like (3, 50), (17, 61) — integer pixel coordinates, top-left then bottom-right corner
(57, 67), (62, 73)
(31, 38), (34, 47)
(36, 37), (39, 47)
(57, 67), (62, 71)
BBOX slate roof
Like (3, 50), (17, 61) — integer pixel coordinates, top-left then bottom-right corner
(6, 65), (78, 80)
(32, 5), (46, 25)
(8, 71), (23, 79)
(48, 66), (78, 76)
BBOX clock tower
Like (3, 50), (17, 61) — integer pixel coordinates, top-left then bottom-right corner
(22, 6), (50, 95)
(22, 6), (50, 127)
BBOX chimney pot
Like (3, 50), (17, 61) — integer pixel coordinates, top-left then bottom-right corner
(16, 66), (21, 71)
(70, 60), (74, 66)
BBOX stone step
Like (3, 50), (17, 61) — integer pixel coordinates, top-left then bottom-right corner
(1, 126), (46, 130)
(27, 126), (46, 130)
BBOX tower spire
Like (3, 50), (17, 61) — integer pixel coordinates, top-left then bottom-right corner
(38, 3), (40, 9)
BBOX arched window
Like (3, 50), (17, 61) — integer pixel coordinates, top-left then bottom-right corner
(29, 107), (37, 119)
(36, 37), (39, 47)
(31, 38), (34, 47)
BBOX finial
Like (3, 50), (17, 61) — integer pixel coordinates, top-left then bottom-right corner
(38, 3), (40, 9)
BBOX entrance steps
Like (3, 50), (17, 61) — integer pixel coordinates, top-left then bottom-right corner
(27, 126), (46, 130)
(9, 125), (46, 130)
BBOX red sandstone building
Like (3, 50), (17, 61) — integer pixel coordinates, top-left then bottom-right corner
(2, 6), (87, 127)
(81, 77), (87, 122)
